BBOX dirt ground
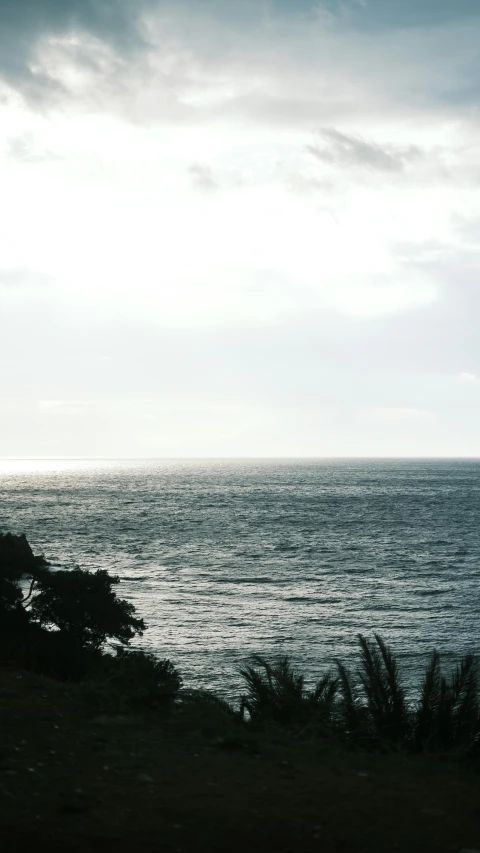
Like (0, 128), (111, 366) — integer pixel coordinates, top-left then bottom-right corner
(2, 666), (480, 853)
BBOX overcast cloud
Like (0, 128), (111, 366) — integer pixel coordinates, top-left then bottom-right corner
(1, 0), (480, 457)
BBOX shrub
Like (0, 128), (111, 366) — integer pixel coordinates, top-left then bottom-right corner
(413, 650), (480, 751)
(0, 624), (102, 679)
(238, 638), (480, 757)
(175, 689), (249, 747)
(335, 661), (370, 745)
(86, 646), (182, 710)
(240, 655), (307, 726)
(239, 653), (340, 735)
(357, 633), (410, 744)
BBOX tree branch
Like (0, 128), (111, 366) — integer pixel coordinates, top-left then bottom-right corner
(21, 577), (37, 606)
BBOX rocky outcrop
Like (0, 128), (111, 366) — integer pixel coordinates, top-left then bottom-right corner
(0, 533), (47, 574)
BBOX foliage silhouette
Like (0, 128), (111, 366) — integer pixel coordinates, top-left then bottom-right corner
(413, 650), (480, 750)
(81, 646), (182, 711)
(357, 633), (409, 743)
(335, 660), (368, 741)
(0, 533), (47, 630)
(414, 649), (441, 749)
(238, 636), (480, 757)
(29, 567), (145, 651)
(103, 646), (180, 704)
(0, 533), (146, 681)
(240, 654), (307, 725)
(0, 533), (145, 654)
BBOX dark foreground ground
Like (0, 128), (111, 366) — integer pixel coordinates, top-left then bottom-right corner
(1, 667), (480, 853)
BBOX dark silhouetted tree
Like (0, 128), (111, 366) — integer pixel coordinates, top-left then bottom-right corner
(0, 533), (47, 630)
(28, 567), (145, 651)
(0, 533), (145, 656)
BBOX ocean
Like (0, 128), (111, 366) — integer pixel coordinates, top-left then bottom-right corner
(1, 458), (479, 700)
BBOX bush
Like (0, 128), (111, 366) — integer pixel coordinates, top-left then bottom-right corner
(175, 689), (249, 747)
(357, 633), (410, 744)
(240, 655), (307, 726)
(84, 647), (182, 711)
(0, 624), (102, 679)
(238, 637), (480, 757)
(239, 654), (338, 732)
(335, 661), (370, 744)
(413, 650), (480, 751)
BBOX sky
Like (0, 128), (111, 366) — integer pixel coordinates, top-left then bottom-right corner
(1, 0), (480, 457)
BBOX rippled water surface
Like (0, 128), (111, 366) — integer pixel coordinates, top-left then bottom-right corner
(1, 458), (479, 696)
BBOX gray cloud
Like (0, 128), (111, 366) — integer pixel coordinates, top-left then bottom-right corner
(341, 0), (480, 31)
(0, 0), (147, 99)
(5, 132), (65, 163)
(0, 0), (477, 126)
(188, 163), (218, 192)
(307, 128), (423, 172)
(0, 0), (477, 152)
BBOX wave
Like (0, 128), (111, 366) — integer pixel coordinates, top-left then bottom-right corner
(417, 588), (454, 597)
(274, 543), (299, 552)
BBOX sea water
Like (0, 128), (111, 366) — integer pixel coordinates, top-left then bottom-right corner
(1, 458), (479, 699)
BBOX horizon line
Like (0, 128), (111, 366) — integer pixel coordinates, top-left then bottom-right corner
(1, 456), (480, 462)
